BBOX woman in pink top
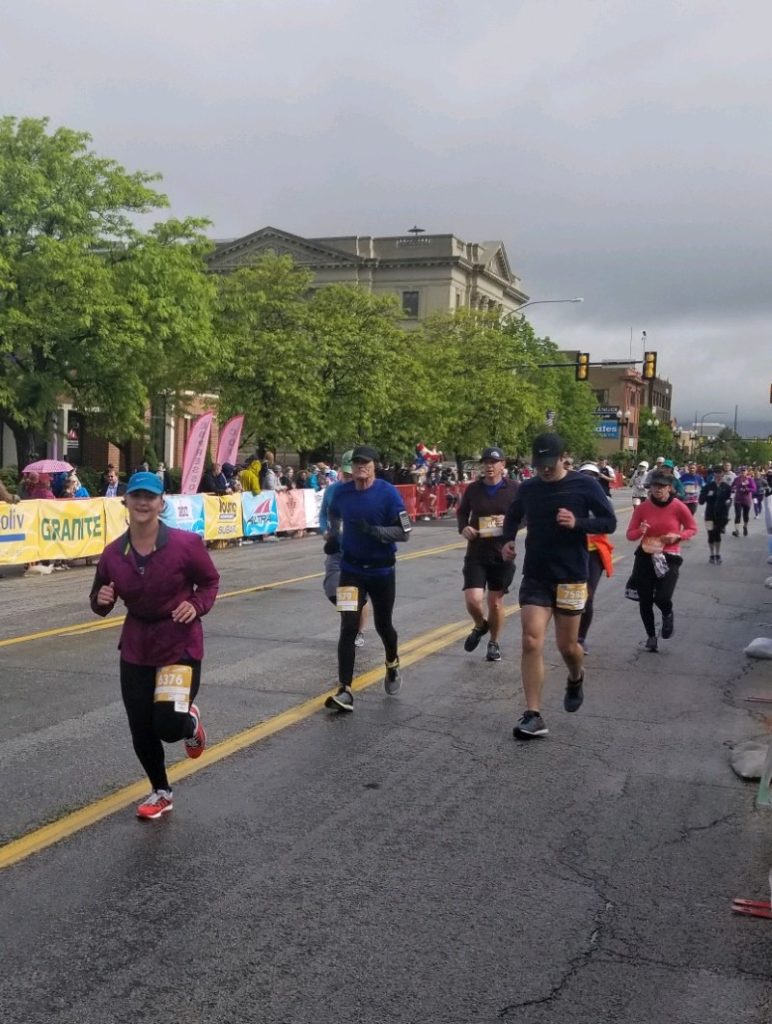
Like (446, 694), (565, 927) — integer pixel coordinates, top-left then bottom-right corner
(626, 470), (697, 652)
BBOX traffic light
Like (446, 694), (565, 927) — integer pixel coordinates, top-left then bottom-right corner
(642, 350), (657, 380)
(575, 352), (590, 381)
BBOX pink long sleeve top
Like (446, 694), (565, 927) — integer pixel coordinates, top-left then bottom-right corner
(626, 497), (698, 555)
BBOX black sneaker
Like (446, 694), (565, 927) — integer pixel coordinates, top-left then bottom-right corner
(464, 621), (489, 652)
(715, 554), (723, 564)
(384, 660), (401, 695)
(485, 640), (501, 662)
(325, 689), (354, 712)
(644, 635), (658, 652)
(732, 529), (739, 537)
(513, 710), (548, 740)
(661, 612), (674, 639)
(708, 555), (716, 564)
(564, 673), (584, 712)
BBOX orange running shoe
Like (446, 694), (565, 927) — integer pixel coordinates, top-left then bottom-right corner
(136, 790), (173, 820)
(185, 703), (207, 759)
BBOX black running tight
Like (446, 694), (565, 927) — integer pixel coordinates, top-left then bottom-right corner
(734, 504), (750, 526)
(337, 570), (398, 687)
(120, 659), (200, 790)
(634, 552), (680, 638)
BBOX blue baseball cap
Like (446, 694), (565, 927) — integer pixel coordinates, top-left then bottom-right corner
(125, 471), (164, 495)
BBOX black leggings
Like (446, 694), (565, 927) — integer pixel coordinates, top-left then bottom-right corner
(578, 551), (604, 641)
(120, 659), (200, 791)
(734, 504), (750, 526)
(707, 520), (727, 544)
(634, 552), (680, 638)
(338, 570), (398, 687)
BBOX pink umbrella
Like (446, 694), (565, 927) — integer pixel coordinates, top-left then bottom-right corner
(23, 459), (73, 474)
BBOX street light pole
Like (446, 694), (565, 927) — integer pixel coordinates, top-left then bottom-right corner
(502, 297), (584, 321)
(696, 411), (727, 438)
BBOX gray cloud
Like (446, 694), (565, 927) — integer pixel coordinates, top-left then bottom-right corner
(4, 0), (772, 429)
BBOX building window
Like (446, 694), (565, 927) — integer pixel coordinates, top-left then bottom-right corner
(402, 290), (419, 318)
(592, 389), (608, 405)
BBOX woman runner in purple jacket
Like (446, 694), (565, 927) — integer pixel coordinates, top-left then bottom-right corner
(90, 472), (220, 819)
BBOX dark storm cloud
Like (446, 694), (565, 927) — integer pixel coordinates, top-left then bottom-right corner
(4, 0), (772, 427)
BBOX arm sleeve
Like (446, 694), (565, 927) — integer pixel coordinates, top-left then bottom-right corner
(89, 556), (115, 617)
(456, 486), (472, 534)
(677, 501), (699, 541)
(368, 488), (410, 543)
(187, 538), (221, 617)
(503, 494), (524, 542)
(574, 479), (618, 535)
(626, 504), (644, 541)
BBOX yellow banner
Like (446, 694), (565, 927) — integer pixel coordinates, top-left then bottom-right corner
(104, 496), (130, 545)
(37, 499), (106, 560)
(0, 501), (40, 565)
(202, 493), (243, 541)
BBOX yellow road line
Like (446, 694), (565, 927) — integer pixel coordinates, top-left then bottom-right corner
(0, 609), (511, 871)
(0, 540), (466, 649)
(0, 544), (631, 870)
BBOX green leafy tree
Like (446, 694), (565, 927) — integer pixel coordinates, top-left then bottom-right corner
(213, 254), (323, 452)
(637, 408), (678, 463)
(0, 116), (216, 463)
(415, 309), (546, 461)
(507, 323), (599, 457)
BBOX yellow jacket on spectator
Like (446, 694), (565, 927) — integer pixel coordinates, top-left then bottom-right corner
(240, 459), (262, 494)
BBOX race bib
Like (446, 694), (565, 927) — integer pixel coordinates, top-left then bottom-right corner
(684, 483), (699, 496)
(154, 664), (193, 713)
(336, 585), (359, 612)
(555, 582), (588, 612)
(478, 515), (504, 538)
(642, 535), (667, 554)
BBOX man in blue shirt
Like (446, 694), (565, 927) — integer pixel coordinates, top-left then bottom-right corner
(502, 433), (617, 739)
(324, 445), (411, 712)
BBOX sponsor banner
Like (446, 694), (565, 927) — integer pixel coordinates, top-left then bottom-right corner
(241, 490), (278, 537)
(37, 499), (105, 560)
(0, 501), (40, 565)
(216, 415), (245, 468)
(104, 496), (129, 544)
(180, 412), (214, 495)
(302, 488), (323, 530)
(203, 493), (243, 541)
(595, 420), (620, 438)
(277, 490), (306, 533)
(162, 494), (205, 535)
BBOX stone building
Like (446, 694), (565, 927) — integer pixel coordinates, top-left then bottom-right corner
(207, 226), (529, 321)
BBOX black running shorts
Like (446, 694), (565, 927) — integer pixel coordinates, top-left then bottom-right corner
(462, 556), (515, 594)
(518, 577), (587, 615)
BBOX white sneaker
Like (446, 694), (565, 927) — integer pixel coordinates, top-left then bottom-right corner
(354, 632), (365, 648)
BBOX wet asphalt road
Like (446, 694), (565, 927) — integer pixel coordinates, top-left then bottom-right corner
(1, 494), (771, 1023)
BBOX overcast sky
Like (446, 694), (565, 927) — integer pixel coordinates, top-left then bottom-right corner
(5, 0), (772, 432)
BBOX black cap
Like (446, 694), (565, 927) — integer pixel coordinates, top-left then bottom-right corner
(531, 432), (565, 468)
(481, 446), (505, 461)
(351, 444), (379, 463)
(649, 471), (673, 486)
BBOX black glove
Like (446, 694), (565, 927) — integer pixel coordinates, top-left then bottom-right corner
(356, 520), (377, 537)
(323, 536), (340, 555)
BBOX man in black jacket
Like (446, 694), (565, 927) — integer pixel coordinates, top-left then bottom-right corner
(502, 433), (617, 740)
(456, 447), (519, 663)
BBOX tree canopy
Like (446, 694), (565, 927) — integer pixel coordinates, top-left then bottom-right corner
(0, 116), (216, 460)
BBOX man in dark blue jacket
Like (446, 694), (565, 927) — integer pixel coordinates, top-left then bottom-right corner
(324, 445), (411, 712)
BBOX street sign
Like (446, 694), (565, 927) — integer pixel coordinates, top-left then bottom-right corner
(595, 421), (620, 438)
(595, 405), (619, 417)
